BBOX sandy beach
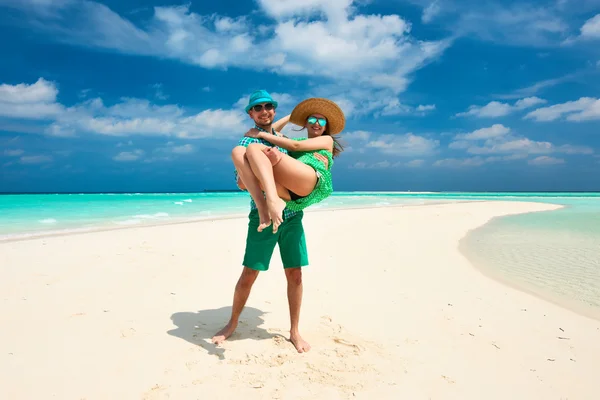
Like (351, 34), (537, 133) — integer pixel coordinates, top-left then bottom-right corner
(1, 201), (599, 399)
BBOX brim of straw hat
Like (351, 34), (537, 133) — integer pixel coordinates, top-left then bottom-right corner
(289, 98), (345, 135)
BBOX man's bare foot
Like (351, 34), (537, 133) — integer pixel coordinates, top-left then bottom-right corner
(290, 332), (311, 353)
(267, 197), (286, 233)
(211, 321), (237, 345)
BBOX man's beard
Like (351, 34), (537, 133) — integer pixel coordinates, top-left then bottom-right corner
(255, 118), (272, 130)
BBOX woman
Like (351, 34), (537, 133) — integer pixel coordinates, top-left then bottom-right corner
(241, 97), (345, 233)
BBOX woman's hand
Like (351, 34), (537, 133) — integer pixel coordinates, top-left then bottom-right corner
(314, 153), (329, 169)
(244, 128), (261, 138)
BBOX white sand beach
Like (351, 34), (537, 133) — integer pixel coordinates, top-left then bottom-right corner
(1, 201), (599, 399)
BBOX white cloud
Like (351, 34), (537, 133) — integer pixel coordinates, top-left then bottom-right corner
(455, 124), (511, 140)
(0, 77), (57, 103)
(433, 154), (529, 168)
(464, 138), (554, 155)
(4, 149), (24, 156)
(495, 73), (578, 100)
(342, 130), (438, 157)
(257, 0), (354, 22)
(406, 159), (425, 167)
(456, 97), (546, 118)
(308, 86), (437, 120)
(113, 150), (144, 162)
(350, 159), (424, 169)
(0, 78), (250, 139)
(408, 0), (570, 47)
(433, 157), (487, 167)
(579, 14), (600, 39)
(561, 13), (600, 44)
(528, 156), (565, 165)
(2, 1), (452, 95)
(20, 155), (53, 164)
(169, 144), (194, 154)
(351, 160), (397, 169)
(156, 142), (195, 154)
(524, 97), (600, 122)
(343, 130), (371, 142)
(448, 124), (593, 161)
(0, 78), (63, 119)
(422, 1), (441, 23)
(366, 133), (439, 156)
(416, 104), (436, 112)
(151, 83), (168, 100)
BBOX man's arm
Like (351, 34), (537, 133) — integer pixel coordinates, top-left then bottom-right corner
(272, 114), (290, 132)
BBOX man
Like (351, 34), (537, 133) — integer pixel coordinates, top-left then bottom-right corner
(212, 90), (324, 353)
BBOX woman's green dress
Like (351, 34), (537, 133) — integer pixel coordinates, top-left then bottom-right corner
(285, 137), (334, 212)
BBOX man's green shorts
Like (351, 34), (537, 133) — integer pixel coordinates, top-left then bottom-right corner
(243, 209), (309, 271)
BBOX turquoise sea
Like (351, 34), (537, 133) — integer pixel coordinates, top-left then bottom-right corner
(1, 191), (599, 319)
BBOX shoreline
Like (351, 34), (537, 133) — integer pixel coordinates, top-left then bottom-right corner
(2, 200), (598, 399)
(458, 210), (600, 323)
(0, 199), (480, 243)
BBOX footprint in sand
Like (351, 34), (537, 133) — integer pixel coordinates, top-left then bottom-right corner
(120, 327), (136, 338)
(333, 337), (364, 355)
(220, 316), (389, 398)
(141, 384), (167, 400)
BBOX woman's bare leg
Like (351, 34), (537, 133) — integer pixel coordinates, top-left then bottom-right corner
(245, 144), (286, 233)
(246, 143), (318, 233)
(231, 146), (271, 231)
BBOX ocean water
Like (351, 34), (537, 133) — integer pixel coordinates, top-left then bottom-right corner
(1, 191), (599, 320)
(0, 191), (459, 240)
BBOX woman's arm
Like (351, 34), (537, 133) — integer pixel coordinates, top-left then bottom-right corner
(272, 114), (290, 132)
(256, 131), (333, 152)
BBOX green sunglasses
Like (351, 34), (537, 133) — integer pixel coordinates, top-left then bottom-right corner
(307, 116), (327, 127)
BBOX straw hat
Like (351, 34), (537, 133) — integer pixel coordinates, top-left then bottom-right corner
(289, 98), (345, 135)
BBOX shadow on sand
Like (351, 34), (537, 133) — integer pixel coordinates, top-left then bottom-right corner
(167, 306), (285, 360)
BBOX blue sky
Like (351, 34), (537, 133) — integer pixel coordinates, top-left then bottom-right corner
(1, 0), (599, 193)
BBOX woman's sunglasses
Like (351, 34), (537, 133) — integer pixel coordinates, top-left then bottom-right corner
(251, 103), (275, 112)
(307, 116), (327, 127)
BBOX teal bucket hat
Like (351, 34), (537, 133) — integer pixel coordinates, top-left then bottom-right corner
(245, 89), (278, 113)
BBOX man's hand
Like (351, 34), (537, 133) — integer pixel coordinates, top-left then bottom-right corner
(262, 146), (283, 166)
(313, 153), (328, 169)
(244, 128), (261, 138)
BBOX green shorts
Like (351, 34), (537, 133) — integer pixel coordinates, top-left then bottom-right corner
(242, 210), (309, 271)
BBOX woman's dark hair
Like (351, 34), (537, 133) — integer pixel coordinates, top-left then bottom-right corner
(325, 131), (344, 158)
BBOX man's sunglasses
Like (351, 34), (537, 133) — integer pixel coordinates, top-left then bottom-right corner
(251, 103), (275, 112)
(307, 116), (327, 127)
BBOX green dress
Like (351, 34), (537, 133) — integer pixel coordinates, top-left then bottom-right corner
(285, 138), (334, 212)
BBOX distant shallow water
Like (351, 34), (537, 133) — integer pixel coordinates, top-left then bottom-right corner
(460, 198), (600, 321)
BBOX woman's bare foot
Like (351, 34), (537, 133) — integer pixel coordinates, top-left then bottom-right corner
(211, 321), (238, 345)
(257, 207), (271, 232)
(290, 332), (311, 353)
(267, 197), (286, 233)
